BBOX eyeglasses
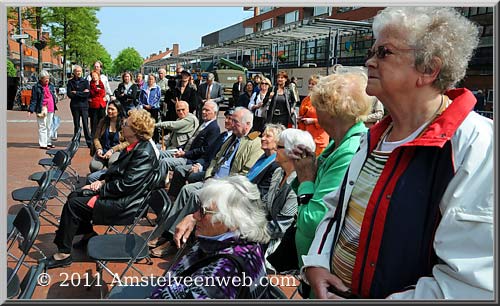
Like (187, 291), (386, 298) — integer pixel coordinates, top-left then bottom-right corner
(277, 144), (285, 149)
(197, 200), (217, 218)
(366, 45), (418, 61)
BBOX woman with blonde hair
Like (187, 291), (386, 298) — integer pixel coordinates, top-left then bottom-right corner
(297, 74), (329, 155)
(289, 72), (371, 277)
(44, 109), (160, 269)
(248, 77), (273, 133)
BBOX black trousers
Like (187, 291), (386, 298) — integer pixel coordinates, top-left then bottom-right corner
(70, 106), (92, 148)
(89, 107), (106, 139)
(53, 191), (94, 254)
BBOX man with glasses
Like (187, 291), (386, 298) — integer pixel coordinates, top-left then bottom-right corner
(149, 107), (263, 257)
(155, 100), (199, 150)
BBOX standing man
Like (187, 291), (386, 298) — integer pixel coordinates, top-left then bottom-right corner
(231, 74), (244, 108)
(196, 72), (224, 121)
(67, 65), (92, 148)
(157, 68), (169, 121)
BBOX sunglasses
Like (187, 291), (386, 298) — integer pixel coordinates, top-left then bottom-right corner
(277, 144), (285, 149)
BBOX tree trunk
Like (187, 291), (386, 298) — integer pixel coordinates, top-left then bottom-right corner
(36, 7), (43, 75)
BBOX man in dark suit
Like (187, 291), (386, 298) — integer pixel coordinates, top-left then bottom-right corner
(158, 101), (220, 182)
(231, 74), (244, 108)
(196, 72), (224, 121)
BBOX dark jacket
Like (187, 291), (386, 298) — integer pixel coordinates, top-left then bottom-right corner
(235, 92), (253, 109)
(67, 77), (90, 108)
(266, 86), (296, 126)
(232, 81), (244, 104)
(174, 85), (198, 114)
(114, 82), (138, 109)
(195, 130), (230, 169)
(183, 120), (221, 162)
(252, 160), (279, 198)
(29, 82), (58, 114)
(92, 140), (160, 225)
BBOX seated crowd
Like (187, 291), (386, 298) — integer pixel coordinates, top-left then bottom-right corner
(38, 8), (493, 299)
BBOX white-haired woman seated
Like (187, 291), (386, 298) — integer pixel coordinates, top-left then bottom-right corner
(150, 175), (271, 299)
(263, 128), (315, 274)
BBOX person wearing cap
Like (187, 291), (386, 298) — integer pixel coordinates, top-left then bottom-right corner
(174, 70), (198, 113)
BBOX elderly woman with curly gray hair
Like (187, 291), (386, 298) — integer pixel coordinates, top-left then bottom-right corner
(150, 175), (271, 299)
(302, 7), (493, 299)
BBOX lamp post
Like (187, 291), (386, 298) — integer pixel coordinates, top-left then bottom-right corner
(17, 7), (24, 85)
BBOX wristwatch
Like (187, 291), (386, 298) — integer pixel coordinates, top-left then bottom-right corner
(298, 193), (313, 205)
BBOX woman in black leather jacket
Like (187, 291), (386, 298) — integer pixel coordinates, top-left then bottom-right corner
(44, 109), (161, 269)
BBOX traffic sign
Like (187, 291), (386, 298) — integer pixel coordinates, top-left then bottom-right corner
(11, 34), (29, 39)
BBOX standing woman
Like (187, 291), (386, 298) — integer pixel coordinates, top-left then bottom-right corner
(29, 70), (57, 149)
(297, 75), (329, 156)
(235, 81), (254, 108)
(88, 70), (107, 139)
(87, 60), (112, 102)
(89, 100), (128, 173)
(266, 71), (297, 127)
(139, 73), (162, 142)
(114, 71), (138, 116)
(174, 70), (198, 114)
(248, 77), (272, 133)
(67, 65), (91, 148)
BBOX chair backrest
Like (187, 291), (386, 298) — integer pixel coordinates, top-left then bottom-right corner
(29, 170), (56, 210)
(8, 205), (40, 285)
(67, 136), (80, 159)
(18, 262), (45, 299)
(51, 150), (69, 169)
(147, 188), (172, 238)
(71, 126), (82, 143)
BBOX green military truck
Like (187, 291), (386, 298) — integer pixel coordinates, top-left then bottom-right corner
(213, 58), (248, 109)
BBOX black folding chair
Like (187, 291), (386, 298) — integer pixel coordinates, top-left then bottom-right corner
(40, 131), (81, 184)
(11, 170), (60, 227)
(29, 150), (73, 200)
(7, 205), (41, 299)
(87, 189), (172, 298)
(45, 126), (81, 156)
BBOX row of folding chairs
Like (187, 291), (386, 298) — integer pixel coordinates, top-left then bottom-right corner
(11, 128), (82, 227)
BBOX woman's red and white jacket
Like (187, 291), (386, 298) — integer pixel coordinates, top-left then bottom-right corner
(301, 88), (493, 299)
(89, 79), (107, 109)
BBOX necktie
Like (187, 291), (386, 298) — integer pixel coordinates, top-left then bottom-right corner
(206, 85), (211, 100)
(212, 136), (240, 176)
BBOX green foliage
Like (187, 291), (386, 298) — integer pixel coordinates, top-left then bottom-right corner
(7, 59), (17, 77)
(87, 43), (113, 75)
(112, 48), (143, 75)
(45, 7), (102, 67)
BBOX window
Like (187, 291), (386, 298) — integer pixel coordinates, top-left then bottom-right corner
(285, 10), (299, 24)
(487, 89), (493, 103)
(314, 7), (330, 16)
(262, 19), (273, 30)
(260, 7), (273, 14)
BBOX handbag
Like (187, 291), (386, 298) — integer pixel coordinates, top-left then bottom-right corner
(36, 105), (48, 118)
(266, 219), (299, 273)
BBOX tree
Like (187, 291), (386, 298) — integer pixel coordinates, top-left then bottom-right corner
(45, 7), (101, 84)
(112, 48), (143, 75)
(87, 43), (112, 76)
(7, 59), (17, 77)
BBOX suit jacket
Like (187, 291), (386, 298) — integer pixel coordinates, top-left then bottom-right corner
(194, 130), (230, 169)
(93, 140), (160, 225)
(232, 81), (244, 103)
(183, 119), (221, 162)
(205, 131), (263, 179)
(197, 81), (224, 104)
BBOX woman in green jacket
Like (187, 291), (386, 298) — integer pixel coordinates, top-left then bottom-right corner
(289, 72), (372, 267)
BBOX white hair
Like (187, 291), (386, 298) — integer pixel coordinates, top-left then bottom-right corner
(207, 73), (215, 81)
(199, 176), (270, 244)
(204, 101), (219, 113)
(263, 123), (286, 143)
(373, 7), (479, 91)
(39, 70), (50, 79)
(234, 107), (254, 130)
(280, 128), (316, 153)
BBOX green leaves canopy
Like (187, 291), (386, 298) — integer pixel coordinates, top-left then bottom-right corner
(112, 47), (143, 75)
